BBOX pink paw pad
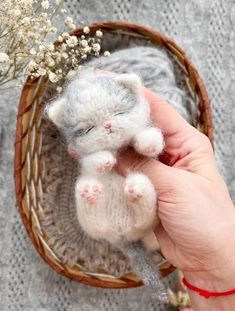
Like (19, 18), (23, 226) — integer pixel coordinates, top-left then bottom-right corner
(124, 184), (143, 203)
(97, 159), (116, 173)
(79, 184), (102, 204)
(144, 146), (158, 156)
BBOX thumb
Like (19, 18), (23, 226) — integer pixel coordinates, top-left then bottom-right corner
(116, 148), (183, 196)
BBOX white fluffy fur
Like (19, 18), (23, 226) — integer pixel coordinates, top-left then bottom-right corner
(46, 70), (164, 248)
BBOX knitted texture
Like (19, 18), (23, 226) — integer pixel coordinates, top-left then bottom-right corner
(1, 1), (235, 310)
(41, 46), (186, 276)
(122, 242), (168, 302)
(45, 70), (162, 243)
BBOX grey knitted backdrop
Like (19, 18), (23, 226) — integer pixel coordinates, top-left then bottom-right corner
(0, 0), (235, 310)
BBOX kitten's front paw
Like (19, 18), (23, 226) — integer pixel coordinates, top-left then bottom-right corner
(143, 146), (162, 157)
(134, 127), (164, 158)
(96, 152), (116, 174)
(81, 151), (116, 174)
(78, 182), (103, 205)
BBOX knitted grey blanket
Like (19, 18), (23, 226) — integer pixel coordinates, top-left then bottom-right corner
(0, 1), (234, 310)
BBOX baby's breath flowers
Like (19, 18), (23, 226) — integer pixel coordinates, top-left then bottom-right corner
(41, 0), (49, 9)
(83, 26), (90, 34)
(0, 52), (10, 65)
(0, 1), (109, 88)
(167, 271), (192, 309)
(104, 51), (111, 57)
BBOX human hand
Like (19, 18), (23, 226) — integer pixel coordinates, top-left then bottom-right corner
(116, 88), (235, 290)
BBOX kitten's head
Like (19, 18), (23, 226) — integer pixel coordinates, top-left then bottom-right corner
(46, 71), (149, 156)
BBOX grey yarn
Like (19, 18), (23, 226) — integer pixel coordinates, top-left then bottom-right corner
(121, 242), (169, 303)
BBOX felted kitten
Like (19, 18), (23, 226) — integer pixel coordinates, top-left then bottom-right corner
(46, 70), (164, 249)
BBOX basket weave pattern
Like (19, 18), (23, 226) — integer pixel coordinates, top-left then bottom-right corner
(14, 21), (213, 289)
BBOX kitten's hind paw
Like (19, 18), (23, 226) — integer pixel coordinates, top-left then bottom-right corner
(77, 181), (103, 205)
(124, 173), (157, 231)
(123, 182), (144, 203)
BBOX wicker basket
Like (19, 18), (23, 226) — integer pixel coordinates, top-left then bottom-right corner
(14, 21), (213, 289)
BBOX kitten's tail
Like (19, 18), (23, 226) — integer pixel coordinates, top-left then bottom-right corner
(121, 241), (169, 303)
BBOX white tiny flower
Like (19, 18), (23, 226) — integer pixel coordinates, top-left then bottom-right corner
(95, 30), (103, 37)
(30, 48), (37, 55)
(56, 86), (62, 93)
(49, 71), (59, 83)
(55, 54), (61, 62)
(167, 289), (178, 307)
(22, 17), (30, 24)
(37, 68), (47, 76)
(13, 9), (21, 16)
(81, 54), (87, 59)
(46, 20), (52, 27)
(25, 0), (34, 4)
(67, 70), (76, 80)
(69, 23), (76, 30)
(61, 8), (67, 13)
(57, 35), (63, 42)
(47, 43), (55, 51)
(64, 17), (74, 25)
(40, 12), (48, 19)
(80, 39), (88, 48)
(0, 52), (10, 65)
(42, 0), (49, 9)
(83, 46), (91, 53)
(39, 45), (46, 52)
(50, 27), (57, 34)
(61, 52), (68, 59)
(47, 58), (55, 67)
(83, 26), (90, 34)
(27, 60), (38, 72)
(92, 43), (101, 52)
(61, 43), (67, 51)
(62, 32), (70, 39)
(104, 51), (110, 57)
(66, 36), (78, 47)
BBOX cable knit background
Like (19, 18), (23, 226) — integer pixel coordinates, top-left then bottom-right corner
(0, 0), (235, 310)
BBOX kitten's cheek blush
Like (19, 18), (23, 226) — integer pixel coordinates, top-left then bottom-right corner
(67, 147), (80, 160)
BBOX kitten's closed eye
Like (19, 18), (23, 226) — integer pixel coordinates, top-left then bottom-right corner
(74, 126), (94, 137)
(114, 111), (126, 116)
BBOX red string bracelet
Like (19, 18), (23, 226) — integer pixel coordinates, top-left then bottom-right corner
(182, 277), (235, 299)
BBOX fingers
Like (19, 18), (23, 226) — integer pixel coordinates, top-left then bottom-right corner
(116, 148), (182, 196)
(143, 88), (214, 158)
(142, 88), (219, 180)
(154, 223), (177, 265)
(143, 88), (197, 138)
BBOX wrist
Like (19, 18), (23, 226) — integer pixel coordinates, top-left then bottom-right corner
(185, 215), (235, 291)
(183, 265), (235, 311)
(183, 250), (235, 293)
(183, 266), (235, 294)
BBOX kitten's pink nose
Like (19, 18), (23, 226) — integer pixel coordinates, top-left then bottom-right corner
(103, 121), (111, 129)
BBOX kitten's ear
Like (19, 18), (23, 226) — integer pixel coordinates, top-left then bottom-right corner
(116, 74), (142, 93)
(45, 96), (66, 127)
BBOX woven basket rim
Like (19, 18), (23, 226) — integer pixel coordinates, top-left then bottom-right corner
(14, 21), (213, 289)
